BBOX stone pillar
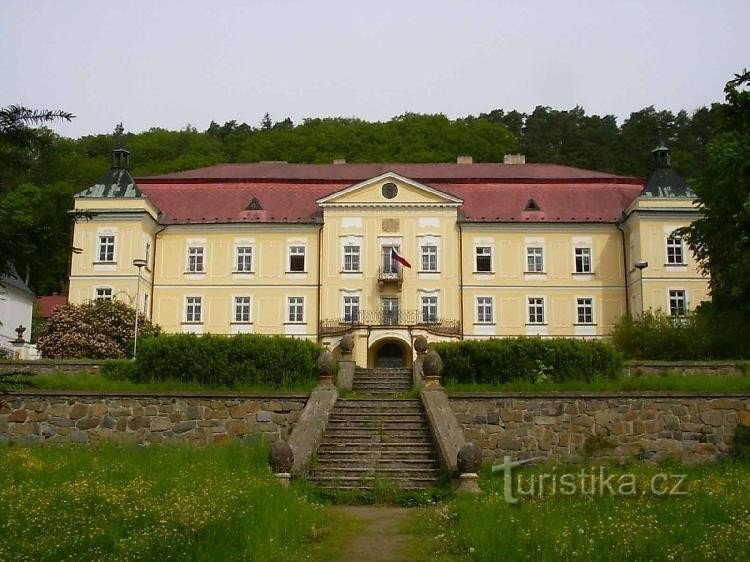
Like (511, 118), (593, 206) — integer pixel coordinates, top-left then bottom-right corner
(11, 325), (29, 360)
(412, 335), (428, 387)
(336, 334), (355, 391)
(422, 349), (443, 388)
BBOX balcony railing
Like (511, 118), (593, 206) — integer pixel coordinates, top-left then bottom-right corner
(377, 266), (403, 288)
(320, 309), (461, 336)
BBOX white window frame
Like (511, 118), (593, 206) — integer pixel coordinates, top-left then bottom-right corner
(94, 287), (113, 301)
(576, 297), (594, 324)
(144, 240), (151, 268)
(526, 247), (544, 273)
(527, 297), (545, 324)
(574, 247), (592, 274)
(143, 293), (149, 315)
(235, 247), (253, 273)
(343, 244), (361, 272)
(343, 295), (360, 323)
(233, 296), (252, 323)
(420, 245), (438, 272)
(475, 246), (492, 273)
(668, 289), (688, 317)
(666, 236), (685, 265)
(476, 296), (494, 324)
(287, 296), (305, 323)
(421, 295), (439, 323)
(289, 246), (306, 272)
(185, 296), (203, 323)
(97, 235), (116, 263)
(186, 246), (205, 273)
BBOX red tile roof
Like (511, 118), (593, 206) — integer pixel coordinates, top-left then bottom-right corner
(36, 295), (67, 318)
(136, 163), (643, 224)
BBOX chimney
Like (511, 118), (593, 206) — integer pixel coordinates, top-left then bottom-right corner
(333, 158), (346, 165)
(456, 155), (473, 164)
(503, 154), (526, 165)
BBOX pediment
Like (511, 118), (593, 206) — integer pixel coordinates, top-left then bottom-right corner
(316, 172), (463, 207)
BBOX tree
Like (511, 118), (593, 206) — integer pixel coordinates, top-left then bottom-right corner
(682, 70), (750, 327)
(36, 299), (161, 359)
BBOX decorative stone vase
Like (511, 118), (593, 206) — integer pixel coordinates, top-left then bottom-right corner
(269, 441), (294, 474)
(339, 334), (355, 355)
(316, 350), (336, 386)
(457, 442), (482, 474)
(422, 349), (444, 388)
(413, 335), (428, 355)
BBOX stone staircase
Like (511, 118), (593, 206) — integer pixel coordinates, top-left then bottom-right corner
(351, 367), (412, 396)
(308, 368), (442, 491)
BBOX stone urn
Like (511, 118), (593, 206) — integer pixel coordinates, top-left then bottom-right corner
(339, 333), (355, 355)
(413, 335), (428, 355)
(316, 350), (336, 386)
(422, 349), (444, 388)
(456, 442), (482, 493)
(269, 441), (294, 486)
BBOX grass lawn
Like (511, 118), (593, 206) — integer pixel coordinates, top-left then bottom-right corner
(19, 372), (316, 393)
(446, 373), (750, 393)
(0, 442), (341, 561)
(407, 461), (750, 561)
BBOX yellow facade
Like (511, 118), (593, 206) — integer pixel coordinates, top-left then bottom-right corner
(69, 165), (710, 367)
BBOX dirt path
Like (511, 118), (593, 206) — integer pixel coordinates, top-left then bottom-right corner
(330, 506), (418, 562)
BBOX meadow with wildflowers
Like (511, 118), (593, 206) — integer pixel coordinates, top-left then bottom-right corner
(0, 442), (331, 561)
(408, 461), (750, 561)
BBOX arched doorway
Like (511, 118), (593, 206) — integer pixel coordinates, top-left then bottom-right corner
(368, 337), (411, 368)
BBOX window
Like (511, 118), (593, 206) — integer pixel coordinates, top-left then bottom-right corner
(343, 245), (360, 272)
(98, 235), (115, 262)
(475, 247), (492, 272)
(527, 297), (545, 324)
(187, 247), (204, 273)
(421, 296), (438, 323)
(381, 246), (399, 274)
(144, 241), (151, 268)
(143, 293), (149, 315)
(382, 297), (399, 325)
(95, 287), (112, 301)
(576, 298), (594, 324)
(289, 246), (306, 272)
(185, 297), (202, 322)
(666, 236), (684, 264)
(669, 290), (687, 317)
(574, 248), (592, 273)
(234, 296), (251, 323)
(526, 247), (544, 273)
(236, 247), (253, 272)
(476, 297), (493, 324)
(288, 297), (304, 323)
(343, 296), (360, 323)
(421, 245), (438, 272)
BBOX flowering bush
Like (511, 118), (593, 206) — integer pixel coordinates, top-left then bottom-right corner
(36, 300), (160, 359)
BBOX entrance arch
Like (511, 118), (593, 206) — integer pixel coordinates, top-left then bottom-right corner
(367, 337), (412, 368)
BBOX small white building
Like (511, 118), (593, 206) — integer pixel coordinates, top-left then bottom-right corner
(0, 267), (34, 357)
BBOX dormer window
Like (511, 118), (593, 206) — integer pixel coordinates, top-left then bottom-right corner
(524, 198), (541, 211)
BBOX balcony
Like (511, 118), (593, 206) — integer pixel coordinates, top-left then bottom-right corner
(377, 266), (403, 289)
(320, 310), (461, 337)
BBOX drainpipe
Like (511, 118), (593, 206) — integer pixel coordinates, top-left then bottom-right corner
(150, 223), (167, 320)
(316, 223), (323, 344)
(616, 221), (630, 317)
(458, 222), (465, 339)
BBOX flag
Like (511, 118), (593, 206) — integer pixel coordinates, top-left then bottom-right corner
(391, 247), (412, 268)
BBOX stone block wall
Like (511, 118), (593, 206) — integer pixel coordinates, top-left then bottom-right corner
(0, 392), (308, 446)
(450, 393), (750, 464)
(0, 361), (103, 375)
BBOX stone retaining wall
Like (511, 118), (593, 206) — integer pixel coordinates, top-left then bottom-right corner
(624, 361), (746, 376)
(450, 393), (750, 464)
(0, 361), (103, 375)
(0, 391), (308, 446)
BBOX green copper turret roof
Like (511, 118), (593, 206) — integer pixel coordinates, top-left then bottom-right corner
(642, 143), (695, 198)
(75, 123), (144, 198)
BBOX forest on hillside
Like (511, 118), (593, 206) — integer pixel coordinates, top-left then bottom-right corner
(0, 102), (734, 295)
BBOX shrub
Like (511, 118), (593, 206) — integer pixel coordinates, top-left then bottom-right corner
(132, 334), (321, 388)
(36, 300), (160, 359)
(432, 337), (622, 385)
(610, 309), (749, 360)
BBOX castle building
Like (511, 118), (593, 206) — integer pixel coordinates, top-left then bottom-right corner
(68, 138), (708, 367)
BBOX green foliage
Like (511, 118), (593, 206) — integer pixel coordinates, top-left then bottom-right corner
(432, 337), (622, 385)
(35, 300), (160, 359)
(132, 333), (322, 389)
(734, 425), (750, 461)
(610, 310), (749, 360)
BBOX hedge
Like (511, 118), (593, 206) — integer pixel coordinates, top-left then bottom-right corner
(432, 337), (622, 385)
(118, 334), (322, 388)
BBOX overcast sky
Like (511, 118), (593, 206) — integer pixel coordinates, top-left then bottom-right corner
(1, 0), (747, 139)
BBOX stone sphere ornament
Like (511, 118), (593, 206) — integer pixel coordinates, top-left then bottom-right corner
(413, 335), (428, 355)
(422, 349), (444, 378)
(269, 441), (294, 473)
(316, 350), (336, 377)
(339, 333), (355, 354)
(457, 442), (483, 474)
